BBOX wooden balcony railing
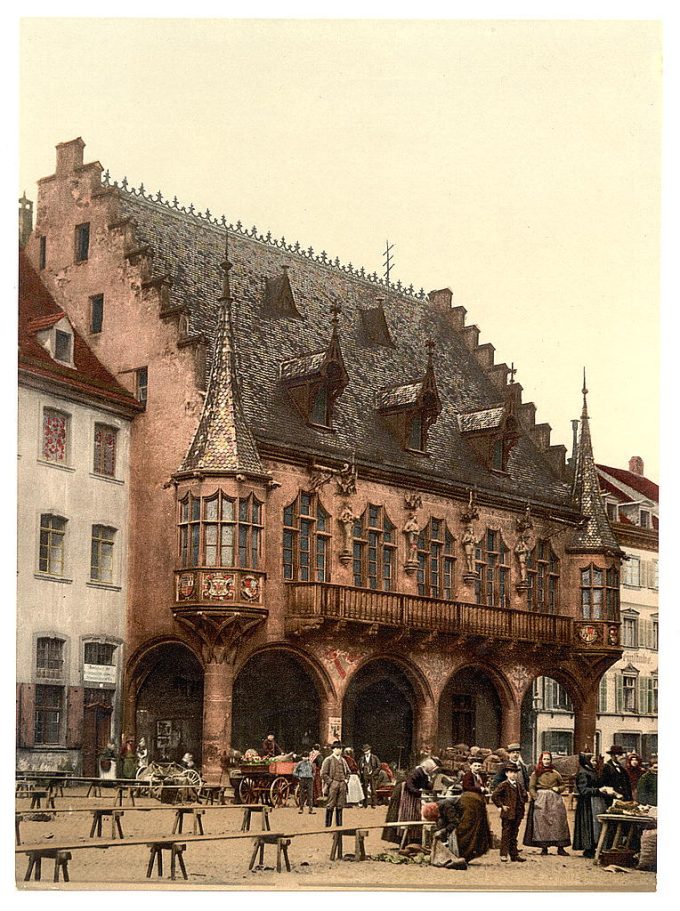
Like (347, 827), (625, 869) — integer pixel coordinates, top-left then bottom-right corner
(286, 581), (579, 646)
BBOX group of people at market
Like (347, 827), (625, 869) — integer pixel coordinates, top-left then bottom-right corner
(288, 735), (657, 869)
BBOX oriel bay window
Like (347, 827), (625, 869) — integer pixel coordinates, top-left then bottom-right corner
(580, 564), (619, 620)
(526, 539), (560, 613)
(417, 518), (455, 598)
(475, 529), (510, 607)
(353, 505), (396, 590)
(178, 491), (263, 568)
(283, 492), (330, 581)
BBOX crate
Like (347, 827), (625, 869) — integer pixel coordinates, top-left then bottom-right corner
(269, 761), (295, 775)
(600, 848), (636, 868)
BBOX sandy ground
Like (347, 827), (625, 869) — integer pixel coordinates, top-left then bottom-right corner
(16, 788), (656, 891)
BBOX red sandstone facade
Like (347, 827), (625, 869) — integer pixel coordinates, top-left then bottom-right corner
(23, 138), (624, 780)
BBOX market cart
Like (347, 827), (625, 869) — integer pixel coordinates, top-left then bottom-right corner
(234, 761), (298, 807)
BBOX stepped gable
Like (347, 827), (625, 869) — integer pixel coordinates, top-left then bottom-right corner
(115, 186), (571, 507)
(179, 246), (265, 477)
(19, 250), (141, 412)
(570, 375), (622, 553)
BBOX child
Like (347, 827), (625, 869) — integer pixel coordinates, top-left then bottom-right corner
(491, 762), (528, 863)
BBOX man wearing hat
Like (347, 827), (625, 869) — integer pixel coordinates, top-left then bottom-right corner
(492, 743), (530, 790)
(600, 745), (632, 805)
(320, 741), (350, 827)
(491, 763), (528, 862)
(358, 743), (382, 808)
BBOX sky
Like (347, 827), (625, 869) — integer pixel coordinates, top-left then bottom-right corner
(18, 17), (661, 480)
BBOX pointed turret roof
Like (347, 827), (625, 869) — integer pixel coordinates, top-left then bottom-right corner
(569, 371), (621, 553)
(179, 241), (266, 477)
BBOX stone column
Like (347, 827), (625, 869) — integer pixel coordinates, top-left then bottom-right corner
(417, 697), (438, 754)
(202, 658), (235, 781)
(500, 699), (522, 748)
(318, 692), (341, 748)
(574, 685), (599, 754)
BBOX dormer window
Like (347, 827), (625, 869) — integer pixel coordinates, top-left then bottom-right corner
(54, 329), (73, 364)
(279, 309), (349, 431)
(378, 341), (441, 454)
(639, 509), (650, 529)
(458, 406), (519, 473)
(606, 501), (619, 523)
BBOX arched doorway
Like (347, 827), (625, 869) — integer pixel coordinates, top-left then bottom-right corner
(521, 676), (575, 761)
(233, 650), (321, 754)
(135, 643), (204, 765)
(439, 667), (502, 749)
(343, 660), (417, 766)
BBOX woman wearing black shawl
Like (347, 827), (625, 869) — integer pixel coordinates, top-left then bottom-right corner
(573, 752), (607, 858)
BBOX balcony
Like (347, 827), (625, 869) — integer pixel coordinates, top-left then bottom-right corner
(286, 582), (619, 650)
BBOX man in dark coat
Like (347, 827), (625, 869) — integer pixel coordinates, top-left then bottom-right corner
(320, 741), (350, 827)
(601, 745), (633, 804)
(358, 743), (381, 808)
(573, 752), (607, 858)
(637, 760), (658, 806)
(261, 733), (283, 758)
(491, 762), (528, 862)
(461, 760), (488, 795)
(492, 743), (530, 790)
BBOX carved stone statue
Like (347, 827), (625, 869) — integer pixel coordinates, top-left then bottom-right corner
(335, 461), (357, 497)
(514, 533), (531, 583)
(403, 514), (420, 570)
(461, 525), (476, 574)
(338, 504), (356, 564)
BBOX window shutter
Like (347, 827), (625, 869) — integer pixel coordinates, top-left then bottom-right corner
(640, 561), (649, 588)
(635, 677), (641, 714)
(599, 675), (608, 713)
(66, 686), (84, 748)
(641, 620), (651, 649)
(615, 674), (624, 713)
(17, 683), (35, 748)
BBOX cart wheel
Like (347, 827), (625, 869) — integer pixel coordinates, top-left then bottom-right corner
(239, 777), (257, 804)
(270, 777), (291, 807)
(184, 769), (202, 789)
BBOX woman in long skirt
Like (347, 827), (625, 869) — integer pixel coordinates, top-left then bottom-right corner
(382, 757), (438, 845)
(573, 752), (607, 858)
(523, 751), (571, 856)
(343, 748), (365, 806)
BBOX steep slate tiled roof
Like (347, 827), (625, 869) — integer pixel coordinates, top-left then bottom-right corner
(18, 251), (142, 413)
(180, 258), (265, 476)
(116, 188), (573, 508)
(570, 380), (621, 552)
(377, 381), (423, 410)
(280, 350), (327, 381)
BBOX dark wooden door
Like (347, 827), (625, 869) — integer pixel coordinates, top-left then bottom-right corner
(451, 694), (474, 745)
(82, 698), (112, 777)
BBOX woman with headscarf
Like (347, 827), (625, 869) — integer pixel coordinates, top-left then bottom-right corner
(523, 750), (571, 855)
(625, 753), (644, 801)
(343, 747), (365, 806)
(573, 752), (607, 858)
(382, 757), (438, 845)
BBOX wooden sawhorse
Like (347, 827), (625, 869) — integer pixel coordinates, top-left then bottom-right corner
(24, 848), (72, 882)
(114, 785), (137, 806)
(89, 808), (125, 839)
(330, 827), (369, 861)
(172, 807), (205, 835)
(146, 841), (188, 881)
(249, 834), (292, 873)
(241, 805), (271, 832)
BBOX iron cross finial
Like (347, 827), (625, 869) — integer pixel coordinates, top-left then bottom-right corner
(509, 362), (517, 383)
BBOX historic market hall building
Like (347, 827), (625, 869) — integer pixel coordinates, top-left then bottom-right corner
(22, 138), (625, 779)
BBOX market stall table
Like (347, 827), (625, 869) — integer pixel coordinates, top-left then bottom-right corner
(594, 812), (656, 864)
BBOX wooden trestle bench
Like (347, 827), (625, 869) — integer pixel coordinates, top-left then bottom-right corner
(16, 819), (435, 881)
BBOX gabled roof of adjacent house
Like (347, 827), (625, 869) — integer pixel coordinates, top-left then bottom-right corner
(115, 186), (575, 508)
(18, 250), (142, 414)
(596, 464), (659, 506)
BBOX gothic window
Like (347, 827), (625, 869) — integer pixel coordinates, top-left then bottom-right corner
(93, 424), (117, 477)
(42, 408), (69, 463)
(352, 504), (396, 591)
(416, 518), (455, 599)
(580, 564), (619, 620)
(525, 539), (560, 612)
(36, 637), (64, 679)
(283, 492), (330, 582)
(90, 525), (116, 583)
(178, 491), (263, 569)
(474, 529), (510, 607)
(34, 685), (64, 745)
(39, 514), (66, 576)
(90, 294), (104, 334)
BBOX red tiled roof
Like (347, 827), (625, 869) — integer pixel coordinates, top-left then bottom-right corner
(597, 463), (659, 504)
(18, 250), (142, 413)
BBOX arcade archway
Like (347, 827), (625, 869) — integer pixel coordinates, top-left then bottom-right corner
(342, 659), (419, 766)
(233, 650), (321, 754)
(439, 667), (502, 749)
(521, 675), (575, 761)
(135, 642), (204, 765)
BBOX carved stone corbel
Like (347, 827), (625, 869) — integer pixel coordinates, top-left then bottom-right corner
(175, 612), (264, 665)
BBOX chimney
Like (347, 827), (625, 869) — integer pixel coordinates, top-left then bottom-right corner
(18, 193), (33, 248)
(629, 456), (644, 477)
(55, 137), (85, 176)
(569, 419), (579, 466)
